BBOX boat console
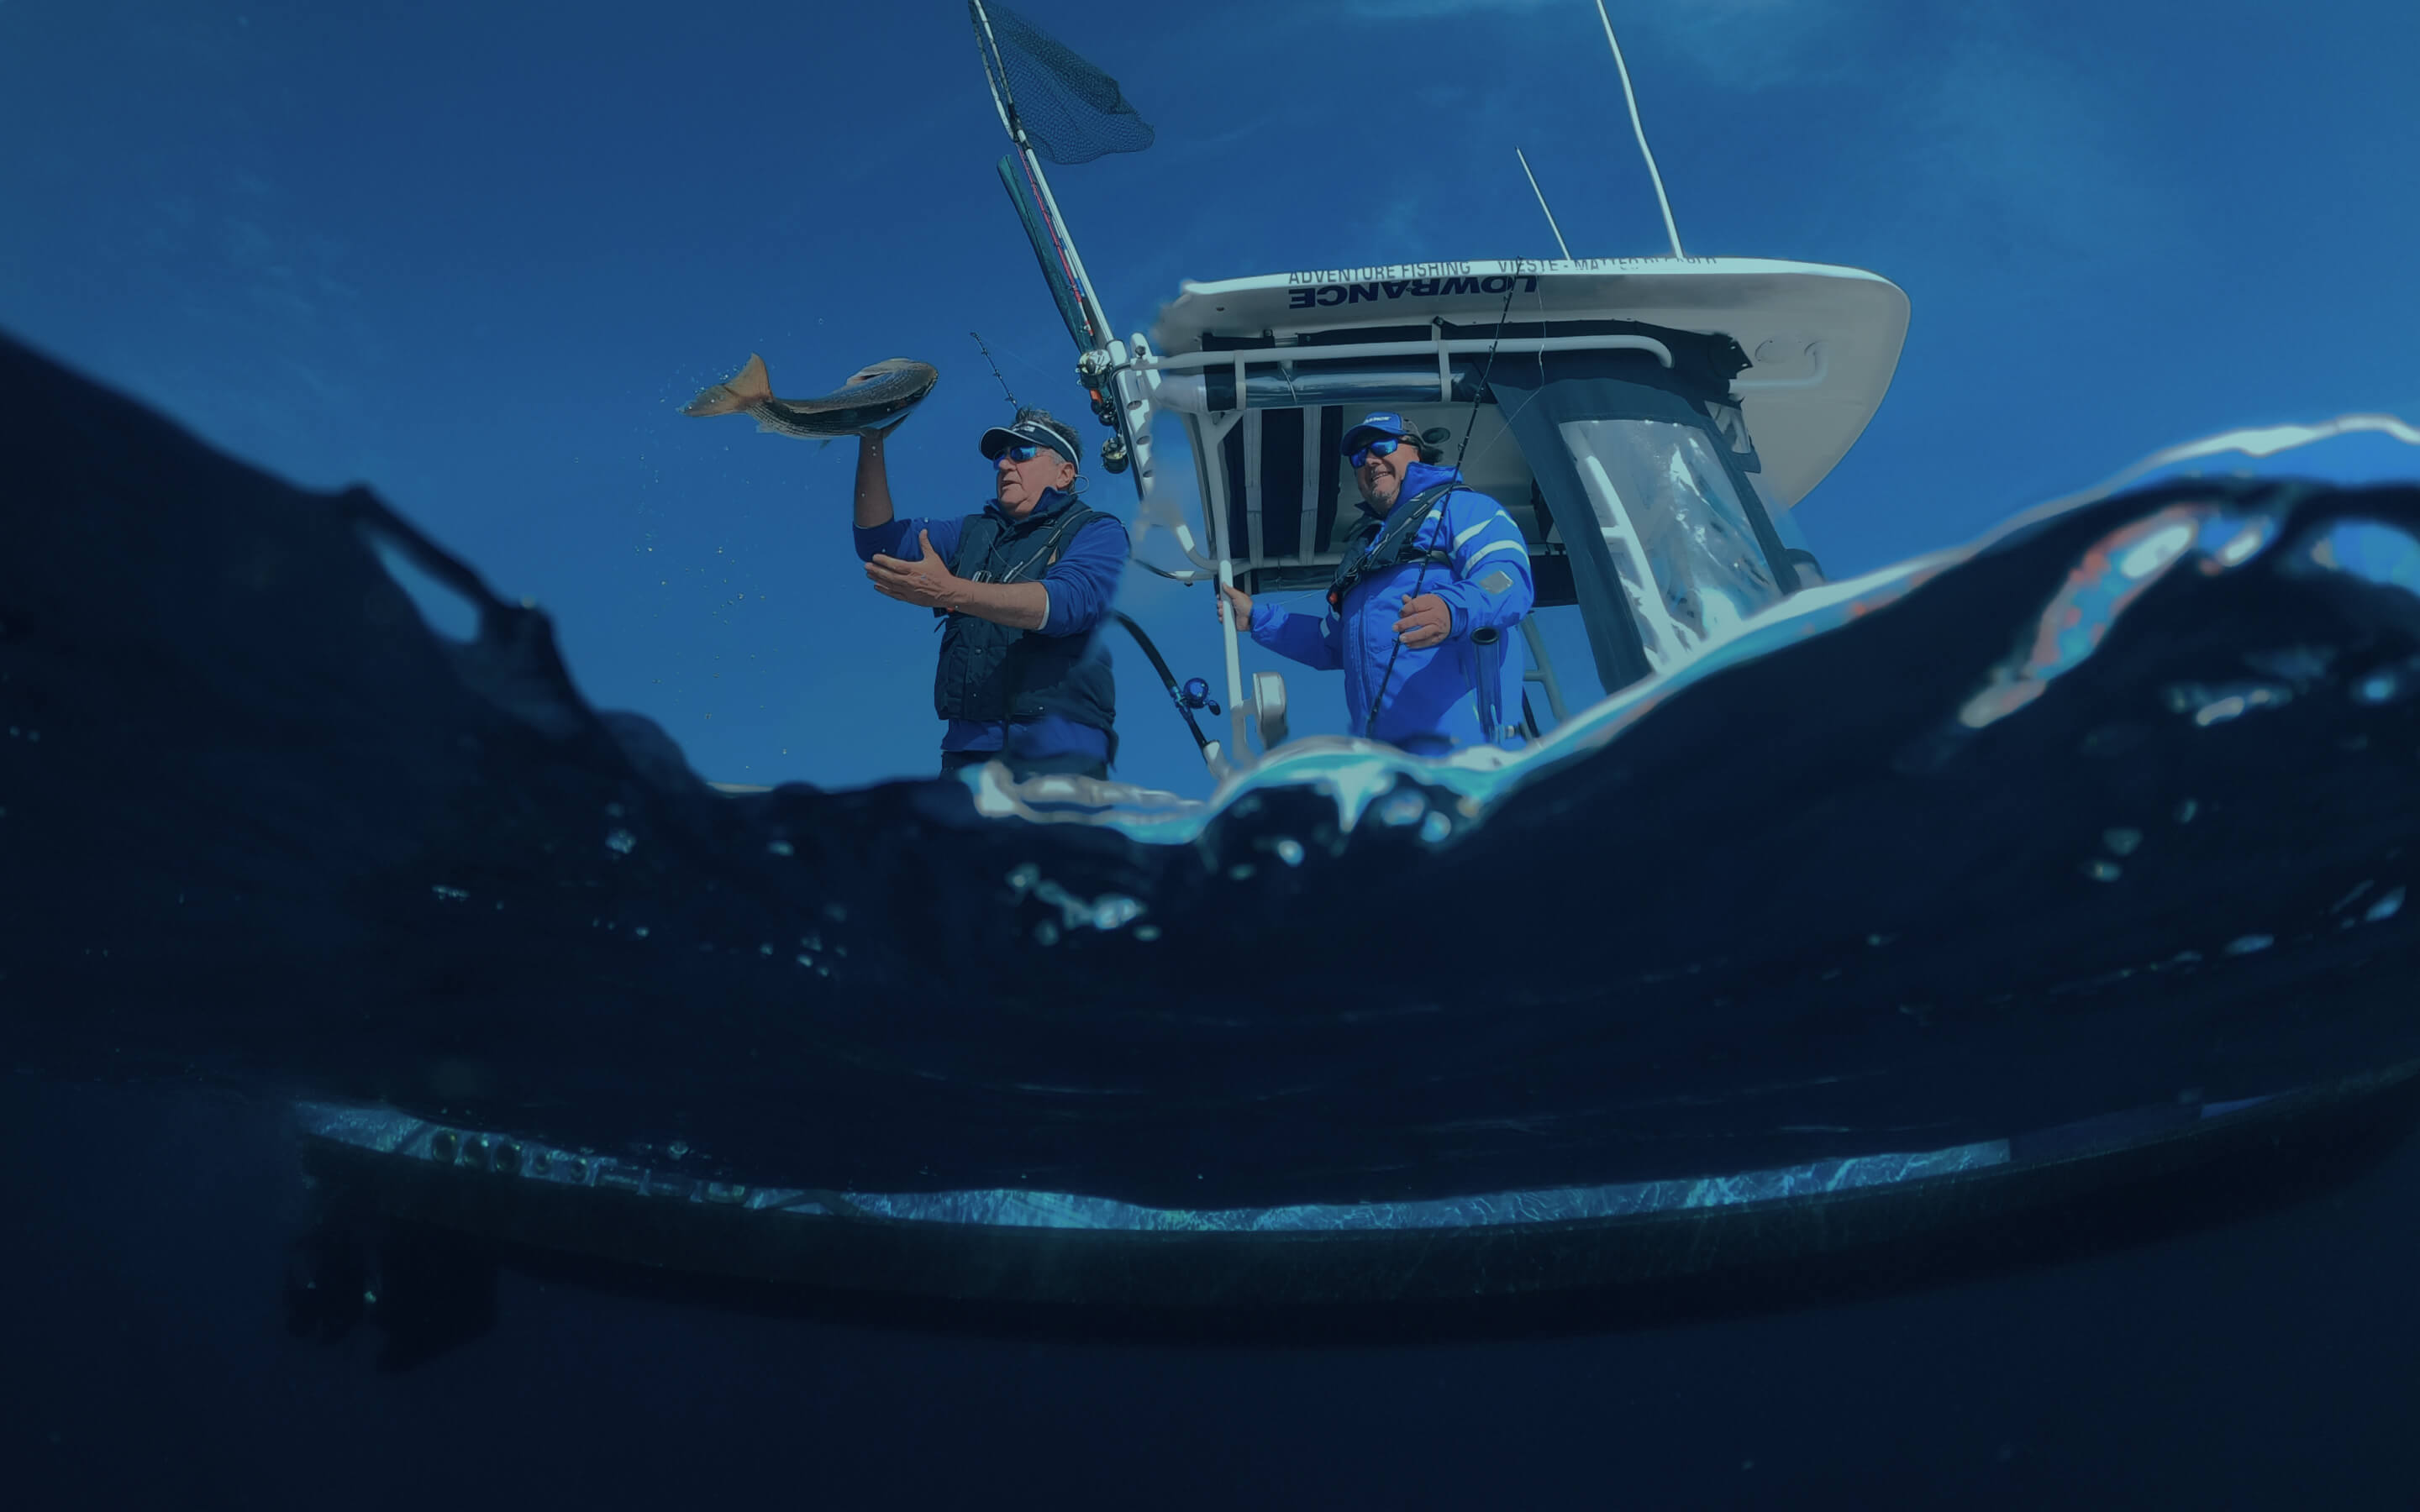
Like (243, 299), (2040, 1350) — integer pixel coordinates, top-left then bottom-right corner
(1105, 257), (1910, 752)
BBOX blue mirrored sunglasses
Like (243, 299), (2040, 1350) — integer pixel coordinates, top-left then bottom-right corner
(997, 443), (1044, 463)
(1347, 435), (1414, 470)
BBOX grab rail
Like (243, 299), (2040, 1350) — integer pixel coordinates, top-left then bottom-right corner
(1147, 334), (1675, 414)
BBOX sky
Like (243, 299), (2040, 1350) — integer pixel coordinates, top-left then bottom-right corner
(3, 0), (2416, 794)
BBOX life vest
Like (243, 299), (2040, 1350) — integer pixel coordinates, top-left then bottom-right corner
(1324, 479), (1465, 614)
(932, 497), (1118, 744)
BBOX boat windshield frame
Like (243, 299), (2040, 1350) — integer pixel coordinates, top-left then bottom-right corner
(1491, 348), (1804, 690)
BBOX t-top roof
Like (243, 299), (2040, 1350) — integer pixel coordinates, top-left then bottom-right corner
(1150, 257), (1909, 508)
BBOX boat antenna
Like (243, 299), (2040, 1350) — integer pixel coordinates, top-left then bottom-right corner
(1593, 0), (1685, 259)
(969, 330), (1020, 408)
(1515, 148), (1574, 261)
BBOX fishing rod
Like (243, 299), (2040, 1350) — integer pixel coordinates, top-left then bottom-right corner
(1111, 611), (1217, 753)
(969, 330), (1020, 409)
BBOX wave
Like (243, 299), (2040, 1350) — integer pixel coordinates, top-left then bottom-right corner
(6, 328), (2419, 1212)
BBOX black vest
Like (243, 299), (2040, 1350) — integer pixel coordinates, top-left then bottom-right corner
(933, 497), (1118, 737)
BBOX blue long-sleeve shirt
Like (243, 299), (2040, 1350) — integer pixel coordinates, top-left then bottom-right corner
(855, 487), (1128, 759)
(1249, 461), (1534, 752)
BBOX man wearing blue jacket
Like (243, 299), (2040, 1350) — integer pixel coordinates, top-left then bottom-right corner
(1217, 411), (1534, 753)
(853, 408), (1128, 780)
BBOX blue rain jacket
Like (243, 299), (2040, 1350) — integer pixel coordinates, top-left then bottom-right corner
(1248, 461), (1535, 751)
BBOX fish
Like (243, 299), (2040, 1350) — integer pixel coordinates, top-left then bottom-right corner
(681, 354), (939, 439)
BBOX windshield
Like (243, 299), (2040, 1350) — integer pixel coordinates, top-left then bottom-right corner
(1558, 417), (1785, 667)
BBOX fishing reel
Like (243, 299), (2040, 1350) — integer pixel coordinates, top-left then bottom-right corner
(1099, 434), (1131, 473)
(1179, 676), (1220, 717)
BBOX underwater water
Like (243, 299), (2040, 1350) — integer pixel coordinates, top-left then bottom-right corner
(9, 0), (2420, 1503)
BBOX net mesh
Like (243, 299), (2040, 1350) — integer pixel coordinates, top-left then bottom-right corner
(974, 2), (1155, 165)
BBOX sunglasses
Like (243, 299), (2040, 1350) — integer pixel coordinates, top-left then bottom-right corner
(993, 443), (1046, 464)
(1348, 435), (1416, 470)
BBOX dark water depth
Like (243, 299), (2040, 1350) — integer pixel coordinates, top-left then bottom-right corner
(5, 1076), (2417, 1508)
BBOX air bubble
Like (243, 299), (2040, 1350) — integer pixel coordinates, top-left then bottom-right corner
(2175, 798), (2198, 823)
(2224, 934), (2275, 956)
(1034, 921), (1060, 946)
(766, 840), (795, 857)
(1133, 925), (1161, 942)
(605, 828), (637, 854)
(2102, 827), (2143, 856)
(1419, 812), (1452, 843)
(2083, 859), (2122, 883)
(2117, 522), (2195, 580)
(2367, 886), (2405, 922)
(1273, 838), (1304, 867)
(1376, 790), (1426, 827)
(431, 885), (468, 901)
(2168, 682), (2291, 727)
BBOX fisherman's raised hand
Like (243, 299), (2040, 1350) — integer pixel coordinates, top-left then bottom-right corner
(866, 529), (963, 612)
(1215, 581), (1253, 628)
(1393, 592), (1452, 649)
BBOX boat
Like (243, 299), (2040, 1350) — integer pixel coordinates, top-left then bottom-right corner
(973, 0), (1907, 770)
(236, 4), (2420, 1353)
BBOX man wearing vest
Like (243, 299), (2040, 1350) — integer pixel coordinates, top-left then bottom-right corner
(855, 408), (1127, 780)
(1216, 411), (1534, 754)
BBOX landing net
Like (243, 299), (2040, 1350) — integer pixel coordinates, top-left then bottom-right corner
(972, 2), (1155, 165)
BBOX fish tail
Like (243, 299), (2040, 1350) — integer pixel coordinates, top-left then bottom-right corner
(681, 353), (773, 417)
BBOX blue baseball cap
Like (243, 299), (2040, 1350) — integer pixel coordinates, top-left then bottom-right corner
(1340, 411), (1418, 459)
